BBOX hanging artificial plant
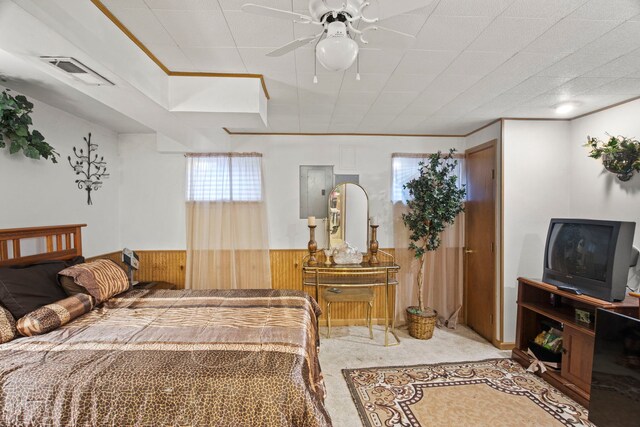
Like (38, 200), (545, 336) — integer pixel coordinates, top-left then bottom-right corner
(402, 150), (466, 316)
(0, 90), (58, 163)
(585, 134), (640, 182)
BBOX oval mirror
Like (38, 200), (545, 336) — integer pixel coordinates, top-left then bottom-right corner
(328, 183), (369, 252)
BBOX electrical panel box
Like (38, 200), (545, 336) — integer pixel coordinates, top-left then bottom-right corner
(300, 165), (334, 219)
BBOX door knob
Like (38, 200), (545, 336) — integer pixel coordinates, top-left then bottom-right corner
(464, 248), (475, 254)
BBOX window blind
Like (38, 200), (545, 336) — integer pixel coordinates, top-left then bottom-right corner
(392, 154), (464, 203)
(186, 154), (263, 202)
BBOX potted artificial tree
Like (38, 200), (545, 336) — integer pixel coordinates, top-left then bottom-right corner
(402, 150), (466, 340)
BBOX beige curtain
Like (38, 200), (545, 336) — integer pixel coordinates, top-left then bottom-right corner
(392, 154), (465, 328)
(185, 153), (271, 290)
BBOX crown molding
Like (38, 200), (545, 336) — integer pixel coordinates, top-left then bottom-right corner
(222, 128), (467, 138)
(90, 0), (270, 100)
(570, 94), (640, 120)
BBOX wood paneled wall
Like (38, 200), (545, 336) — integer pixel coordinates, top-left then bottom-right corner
(92, 249), (397, 325)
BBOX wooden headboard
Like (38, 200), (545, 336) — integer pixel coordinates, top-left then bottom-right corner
(0, 224), (86, 267)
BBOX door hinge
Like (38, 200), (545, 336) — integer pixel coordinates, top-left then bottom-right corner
(490, 242), (495, 253)
(491, 169), (496, 179)
(490, 314), (494, 325)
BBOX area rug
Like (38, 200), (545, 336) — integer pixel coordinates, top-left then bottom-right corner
(342, 358), (594, 427)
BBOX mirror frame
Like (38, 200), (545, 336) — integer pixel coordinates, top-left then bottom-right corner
(327, 182), (370, 252)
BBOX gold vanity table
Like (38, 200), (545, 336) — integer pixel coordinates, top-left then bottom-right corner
(302, 259), (400, 346)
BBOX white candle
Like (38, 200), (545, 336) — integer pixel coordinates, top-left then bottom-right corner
(308, 216), (316, 227)
(370, 216), (378, 226)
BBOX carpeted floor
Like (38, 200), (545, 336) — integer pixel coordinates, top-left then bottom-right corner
(343, 358), (593, 427)
(318, 324), (511, 426)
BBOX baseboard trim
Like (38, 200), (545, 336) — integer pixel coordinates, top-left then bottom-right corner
(492, 339), (515, 350)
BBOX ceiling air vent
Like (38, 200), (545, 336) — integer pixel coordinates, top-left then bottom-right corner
(40, 57), (114, 86)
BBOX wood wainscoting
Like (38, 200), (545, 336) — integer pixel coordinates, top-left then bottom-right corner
(91, 249), (396, 326)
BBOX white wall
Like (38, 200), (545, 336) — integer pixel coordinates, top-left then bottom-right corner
(235, 135), (465, 249)
(116, 134), (465, 250)
(117, 134), (186, 250)
(502, 120), (572, 342)
(465, 121), (501, 150)
(500, 105), (640, 342)
(569, 100), (640, 291)
(0, 87), (120, 256)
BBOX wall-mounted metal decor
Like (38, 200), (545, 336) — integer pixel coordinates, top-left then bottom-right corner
(67, 133), (109, 205)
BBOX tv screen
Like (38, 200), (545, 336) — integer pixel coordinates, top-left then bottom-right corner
(589, 309), (640, 427)
(547, 223), (613, 283)
(543, 219), (635, 301)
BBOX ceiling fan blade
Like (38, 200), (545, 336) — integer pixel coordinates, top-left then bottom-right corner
(266, 35), (322, 57)
(241, 4), (314, 23)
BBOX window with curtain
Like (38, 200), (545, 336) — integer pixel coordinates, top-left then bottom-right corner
(392, 153), (465, 329)
(185, 153), (271, 290)
(186, 155), (263, 202)
(392, 154), (464, 203)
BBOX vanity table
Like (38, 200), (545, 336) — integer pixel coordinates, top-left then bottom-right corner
(302, 260), (400, 346)
(303, 181), (401, 346)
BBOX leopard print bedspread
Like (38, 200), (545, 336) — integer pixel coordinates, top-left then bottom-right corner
(0, 289), (332, 427)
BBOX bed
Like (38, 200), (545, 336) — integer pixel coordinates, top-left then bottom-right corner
(0, 225), (331, 427)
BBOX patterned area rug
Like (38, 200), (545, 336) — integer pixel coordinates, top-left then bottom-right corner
(343, 358), (594, 427)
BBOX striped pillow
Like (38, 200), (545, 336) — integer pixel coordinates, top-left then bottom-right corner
(58, 259), (129, 303)
(0, 305), (16, 343)
(16, 293), (94, 337)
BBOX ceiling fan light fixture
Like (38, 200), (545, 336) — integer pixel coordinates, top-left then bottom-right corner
(315, 21), (359, 71)
(316, 37), (359, 71)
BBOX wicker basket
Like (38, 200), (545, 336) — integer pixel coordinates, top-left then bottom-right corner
(406, 307), (437, 340)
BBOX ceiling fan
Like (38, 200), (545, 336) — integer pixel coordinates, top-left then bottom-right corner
(241, 0), (416, 82)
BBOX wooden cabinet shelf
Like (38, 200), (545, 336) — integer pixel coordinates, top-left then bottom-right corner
(513, 277), (639, 408)
(519, 302), (594, 336)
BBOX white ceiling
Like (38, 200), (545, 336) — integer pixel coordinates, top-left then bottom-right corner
(0, 49), (150, 134)
(100, 0), (640, 134)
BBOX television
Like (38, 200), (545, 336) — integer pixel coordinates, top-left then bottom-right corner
(589, 309), (640, 427)
(542, 219), (636, 301)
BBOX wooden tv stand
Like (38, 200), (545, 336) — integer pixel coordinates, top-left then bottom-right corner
(512, 277), (639, 408)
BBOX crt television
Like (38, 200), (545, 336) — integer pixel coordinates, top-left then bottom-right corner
(542, 219), (635, 301)
(589, 309), (640, 427)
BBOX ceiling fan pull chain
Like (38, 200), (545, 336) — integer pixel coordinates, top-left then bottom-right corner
(314, 51), (318, 83)
(313, 30), (325, 83)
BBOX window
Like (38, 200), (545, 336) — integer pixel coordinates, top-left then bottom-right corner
(392, 154), (464, 203)
(186, 154), (263, 202)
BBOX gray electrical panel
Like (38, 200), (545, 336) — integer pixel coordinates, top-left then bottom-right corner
(334, 174), (359, 186)
(300, 165), (334, 219)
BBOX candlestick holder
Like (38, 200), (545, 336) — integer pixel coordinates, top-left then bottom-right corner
(307, 225), (318, 266)
(369, 224), (379, 265)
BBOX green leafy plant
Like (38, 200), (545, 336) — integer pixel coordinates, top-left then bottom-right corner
(402, 150), (466, 314)
(585, 134), (640, 181)
(0, 90), (58, 163)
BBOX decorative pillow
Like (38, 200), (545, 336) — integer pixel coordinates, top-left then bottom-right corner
(58, 259), (129, 303)
(58, 275), (88, 296)
(0, 262), (70, 319)
(0, 305), (17, 343)
(16, 293), (94, 337)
